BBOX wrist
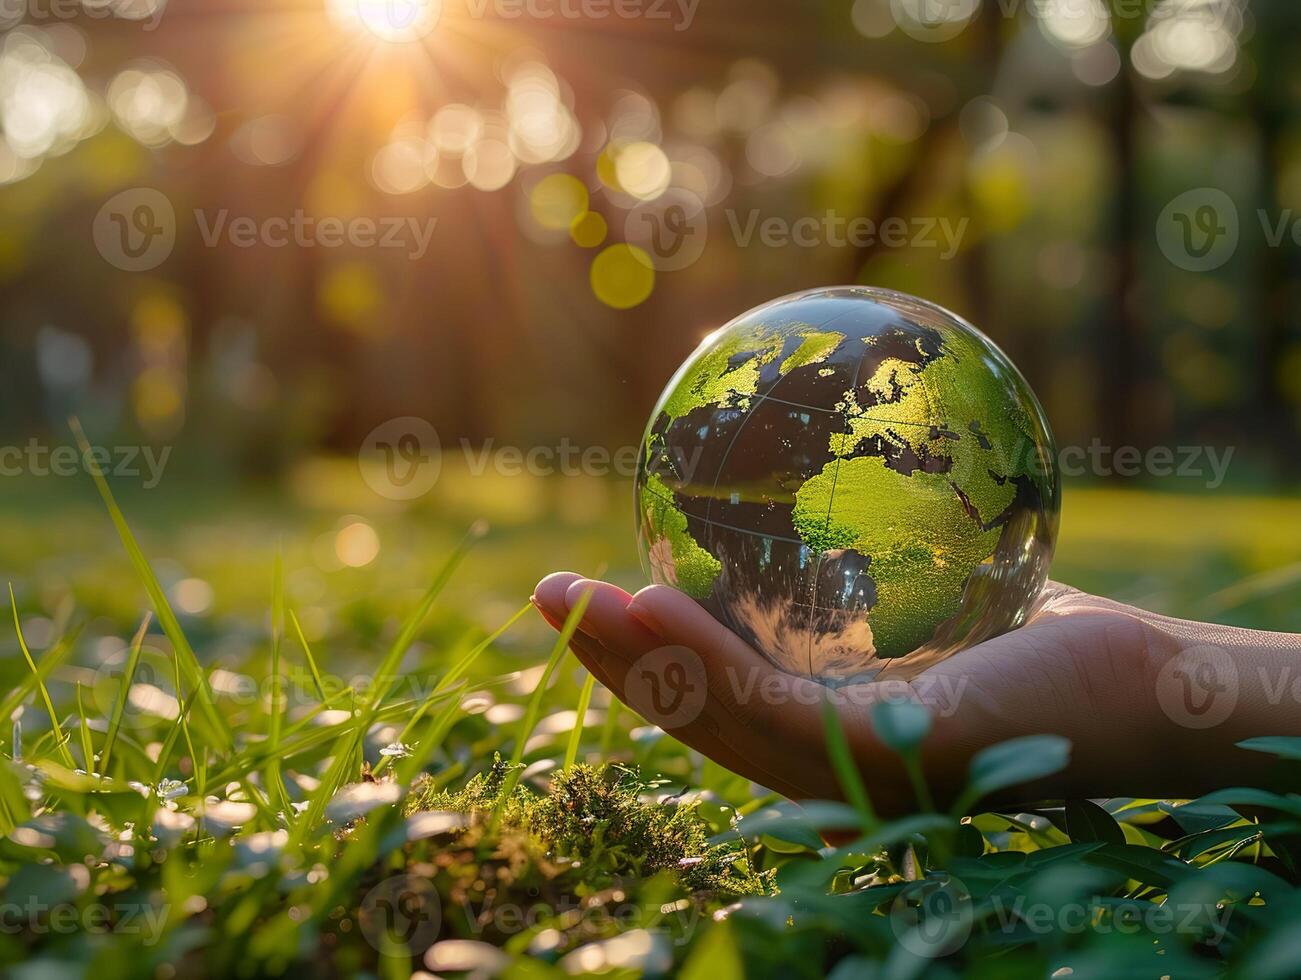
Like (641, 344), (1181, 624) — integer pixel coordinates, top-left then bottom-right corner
(1142, 613), (1301, 796)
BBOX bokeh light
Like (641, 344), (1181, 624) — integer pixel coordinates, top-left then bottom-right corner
(589, 244), (655, 309)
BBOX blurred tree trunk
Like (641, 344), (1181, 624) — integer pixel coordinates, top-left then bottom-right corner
(1251, 5), (1298, 478)
(1102, 61), (1139, 452)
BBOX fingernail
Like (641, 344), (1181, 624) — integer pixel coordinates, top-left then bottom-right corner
(530, 595), (568, 632)
(626, 601), (665, 641)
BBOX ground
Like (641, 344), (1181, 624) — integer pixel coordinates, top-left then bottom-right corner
(0, 460), (1297, 977)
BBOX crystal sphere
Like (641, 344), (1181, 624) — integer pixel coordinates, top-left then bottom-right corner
(635, 287), (1060, 682)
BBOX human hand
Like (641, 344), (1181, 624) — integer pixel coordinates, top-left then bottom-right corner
(532, 572), (1301, 814)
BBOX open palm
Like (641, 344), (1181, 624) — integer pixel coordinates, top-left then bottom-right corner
(532, 572), (1287, 813)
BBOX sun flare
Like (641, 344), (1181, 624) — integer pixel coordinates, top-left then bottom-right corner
(327, 0), (443, 42)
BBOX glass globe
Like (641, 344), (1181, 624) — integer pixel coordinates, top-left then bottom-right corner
(635, 286), (1060, 682)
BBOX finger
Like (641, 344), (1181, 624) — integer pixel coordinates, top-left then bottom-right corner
(543, 578), (819, 798)
(532, 571), (586, 622)
(624, 585), (829, 742)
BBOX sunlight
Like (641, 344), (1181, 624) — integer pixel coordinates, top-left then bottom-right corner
(326, 0), (443, 43)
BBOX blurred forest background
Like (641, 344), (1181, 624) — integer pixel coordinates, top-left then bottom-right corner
(0, 0), (1297, 487)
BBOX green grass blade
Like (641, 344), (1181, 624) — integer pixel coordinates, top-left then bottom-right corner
(99, 613), (151, 778)
(0, 621), (82, 723)
(75, 683), (95, 774)
(819, 694), (876, 830)
(372, 601), (530, 777)
(394, 679), (470, 784)
(288, 608), (331, 707)
(266, 553), (291, 815)
(9, 584), (75, 768)
(494, 586), (594, 814)
(365, 520), (487, 709)
(563, 672), (596, 772)
(69, 417), (232, 755)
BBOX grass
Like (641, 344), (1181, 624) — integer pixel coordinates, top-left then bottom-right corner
(0, 459), (1297, 977)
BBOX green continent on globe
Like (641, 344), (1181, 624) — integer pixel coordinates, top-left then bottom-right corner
(659, 325), (846, 421)
(793, 329), (1045, 657)
(839, 329), (1040, 526)
(637, 287), (1059, 678)
(640, 472), (721, 599)
(792, 454), (1003, 657)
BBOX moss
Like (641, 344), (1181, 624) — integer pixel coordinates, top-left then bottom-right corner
(641, 473), (722, 599)
(406, 758), (771, 900)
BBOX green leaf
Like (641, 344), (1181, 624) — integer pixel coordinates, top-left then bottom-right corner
(869, 700), (931, 754)
(1082, 842), (1197, 888)
(1195, 788), (1301, 818)
(954, 735), (1071, 814)
(820, 696), (875, 828)
(954, 821), (985, 858)
(1237, 736), (1301, 762)
(680, 919), (743, 980)
(1065, 798), (1125, 845)
(730, 800), (864, 842)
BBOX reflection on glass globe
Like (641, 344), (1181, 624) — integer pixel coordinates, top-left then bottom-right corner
(635, 287), (1060, 683)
